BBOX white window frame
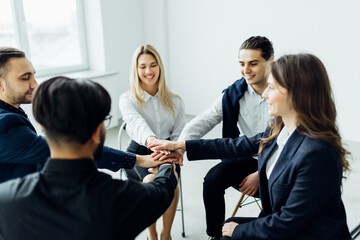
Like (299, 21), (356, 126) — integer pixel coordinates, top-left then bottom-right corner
(10, 0), (88, 77)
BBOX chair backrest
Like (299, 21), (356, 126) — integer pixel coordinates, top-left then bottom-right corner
(351, 222), (360, 239)
(117, 121), (133, 180)
(118, 122), (131, 151)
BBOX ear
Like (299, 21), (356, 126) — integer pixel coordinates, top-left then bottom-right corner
(40, 125), (45, 133)
(268, 56), (274, 62)
(91, 124), (103, 145)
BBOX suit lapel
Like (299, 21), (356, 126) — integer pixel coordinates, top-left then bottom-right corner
(258, 140), (277, 173)
(268, 130), (305, 184)
(258, 140), (277, 214)
(266, 130), (305, 209)
(257, 129), (306, 214)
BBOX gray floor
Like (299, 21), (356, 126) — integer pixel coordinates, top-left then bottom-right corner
(103, 122), (360, 240)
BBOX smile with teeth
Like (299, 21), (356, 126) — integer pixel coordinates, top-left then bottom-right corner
(145, 75), (154, 79)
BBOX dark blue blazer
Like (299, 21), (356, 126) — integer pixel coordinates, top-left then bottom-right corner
(0, 100), (136, 183)
(186, 130), (350, 239)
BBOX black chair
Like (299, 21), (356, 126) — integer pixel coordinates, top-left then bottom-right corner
(117, 122), (186, 237)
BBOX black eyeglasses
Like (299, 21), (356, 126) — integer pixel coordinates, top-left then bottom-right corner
(104, 114), (112, 129)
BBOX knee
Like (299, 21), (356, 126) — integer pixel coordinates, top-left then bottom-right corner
(203, 167), (222, 190)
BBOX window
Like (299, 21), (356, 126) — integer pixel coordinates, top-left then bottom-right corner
(0, 0), (88, 76)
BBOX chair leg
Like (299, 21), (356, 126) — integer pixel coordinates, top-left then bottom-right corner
(179, 173), (186, 237)
(231, 192), (246, 217)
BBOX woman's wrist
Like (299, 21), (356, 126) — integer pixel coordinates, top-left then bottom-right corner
(145, 136), (157, 145)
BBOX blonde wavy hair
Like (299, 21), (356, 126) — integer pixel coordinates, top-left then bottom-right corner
(129, 44), (179, 117)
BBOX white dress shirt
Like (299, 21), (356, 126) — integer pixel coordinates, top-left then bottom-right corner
(178, 85), (271, 141)
(265, 127), (295, 179)
(119, 91), (186, 146)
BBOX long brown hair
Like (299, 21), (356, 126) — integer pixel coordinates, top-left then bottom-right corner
(258, 54), (350, 173)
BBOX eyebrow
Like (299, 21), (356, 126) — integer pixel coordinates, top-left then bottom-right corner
(19, 72), (33, 77)
(239, 60), (259, 63)
(139, 62), (157, 66)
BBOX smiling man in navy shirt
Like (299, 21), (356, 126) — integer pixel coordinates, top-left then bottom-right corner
(0, 47), (166, 183)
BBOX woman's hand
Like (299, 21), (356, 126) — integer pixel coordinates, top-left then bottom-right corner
(147, 139), (186, 152)
(146, 137), (171, 155)
(239, 171), (259, 196)
(151, 149), (185, 166)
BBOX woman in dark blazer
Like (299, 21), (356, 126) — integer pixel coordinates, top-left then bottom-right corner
(149, 53), (351, 240)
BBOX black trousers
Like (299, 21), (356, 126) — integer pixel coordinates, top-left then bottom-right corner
(203, 158), (258, 238)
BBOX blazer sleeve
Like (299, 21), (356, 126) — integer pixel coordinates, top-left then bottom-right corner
(95, 146), (136, 171)
(231, 144), (344, 239)
(0, 113), (50, 165)
(185, 132), (264, 161)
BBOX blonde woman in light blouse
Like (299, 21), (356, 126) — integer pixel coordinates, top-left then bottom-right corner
(119, 45), (185, 240)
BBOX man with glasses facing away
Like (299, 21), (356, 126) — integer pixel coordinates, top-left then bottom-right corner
(0, 76), (178, 240)
(0, 47), (167, 184)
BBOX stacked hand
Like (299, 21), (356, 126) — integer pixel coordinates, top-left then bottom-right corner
(147, 139), (186, 166)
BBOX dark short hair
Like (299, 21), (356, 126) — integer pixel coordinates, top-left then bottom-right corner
(33, 76), (111, 144)
(0, 47), (26, 78)
(239, 36), (274, 60)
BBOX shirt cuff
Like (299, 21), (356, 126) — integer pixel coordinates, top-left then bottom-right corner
(122, 152), (136, 169)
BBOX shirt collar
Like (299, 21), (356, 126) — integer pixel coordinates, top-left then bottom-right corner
(247, 85), (266, 102)
(0, 99), (28, 118)
(143, 90), (159, 102)
(247, 84), (256, 96)
(276, 127), (296, 149)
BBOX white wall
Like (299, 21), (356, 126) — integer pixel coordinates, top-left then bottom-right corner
(83, 0), (169, 121)
(26, 0), (359, 143)
(165, 0), (360, 142)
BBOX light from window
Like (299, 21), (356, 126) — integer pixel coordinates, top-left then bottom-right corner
(0, 0), (88, 76)
(0, 0), (17, 47)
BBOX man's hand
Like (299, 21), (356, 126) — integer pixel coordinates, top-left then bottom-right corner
(135, 154), (172, 168)
(151, 149), (185, 166)
(239, 171), (259, 196)
(222, 222), (238, 237)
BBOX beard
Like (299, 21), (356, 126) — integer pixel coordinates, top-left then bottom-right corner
(93, 126), (105, 161)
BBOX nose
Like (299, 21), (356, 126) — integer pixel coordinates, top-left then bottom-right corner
(30, 77), (38, 89)
(244, 64), (251, 74)
(145, 67), (152, 74)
